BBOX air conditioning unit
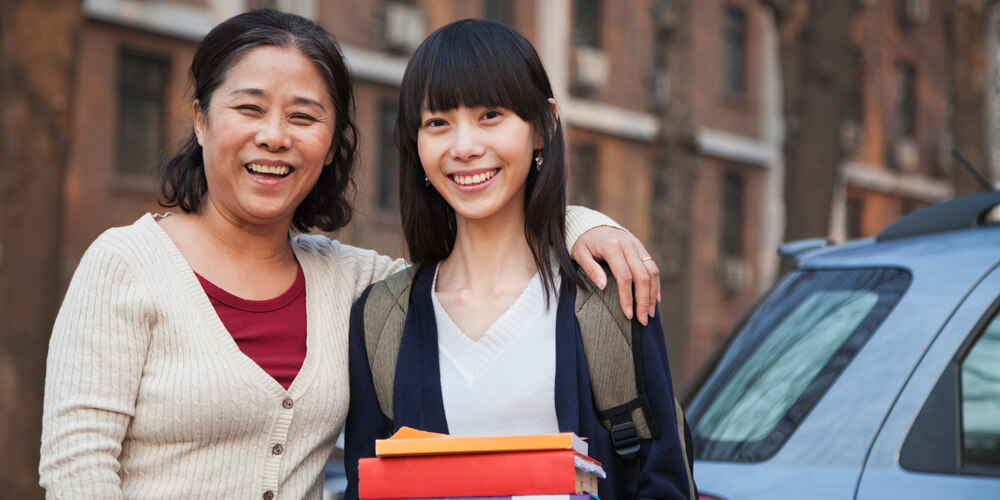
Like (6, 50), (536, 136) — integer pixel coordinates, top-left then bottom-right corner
(894, 138), (920, 172)
(718, 256), (752, 295)
(840, 121), (862, 153)
(903, 0), (928, 24)
(383, 2), (424, 52)
(572, 46), (610, 93)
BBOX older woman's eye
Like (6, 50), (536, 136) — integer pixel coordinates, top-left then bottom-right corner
(290, 113), (317, 123)
(235, 104), (264, 115)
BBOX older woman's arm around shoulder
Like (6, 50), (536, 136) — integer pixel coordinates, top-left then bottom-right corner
(39, 241), (153, 499)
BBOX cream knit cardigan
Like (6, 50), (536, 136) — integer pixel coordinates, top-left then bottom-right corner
(40, 208), (614, 499)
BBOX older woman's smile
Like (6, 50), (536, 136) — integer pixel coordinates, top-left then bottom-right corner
(246, 162), (293, 178)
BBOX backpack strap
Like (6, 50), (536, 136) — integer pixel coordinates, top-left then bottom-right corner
(574, 265), (698, 499)
(573, 265), (659, 441)
(360, 266), (418, 425)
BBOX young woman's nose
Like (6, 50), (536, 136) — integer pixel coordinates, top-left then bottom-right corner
(449, 124), (486, 161)
(255, 114), (292, 151)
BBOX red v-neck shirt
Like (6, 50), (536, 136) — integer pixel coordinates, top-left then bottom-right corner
(195, 265), (307, 390)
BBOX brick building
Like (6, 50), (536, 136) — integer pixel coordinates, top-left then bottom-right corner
(837, 0), (955, 239)
(60, 0), (965, 387)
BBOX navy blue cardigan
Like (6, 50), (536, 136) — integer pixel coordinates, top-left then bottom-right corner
(344, 264), (691, 500)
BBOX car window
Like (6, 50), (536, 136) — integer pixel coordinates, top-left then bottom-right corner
(962, 309), (1000, 467)
(688, 268), (910, 462)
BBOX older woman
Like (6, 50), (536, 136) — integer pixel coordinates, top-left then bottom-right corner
(39, 9), (660, 499)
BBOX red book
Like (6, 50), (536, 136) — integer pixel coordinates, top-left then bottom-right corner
(358, 450), (602, 499)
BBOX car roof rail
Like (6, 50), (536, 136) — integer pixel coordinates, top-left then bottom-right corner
(778, 238), (832, 259)
(876, 191), (1000, 243)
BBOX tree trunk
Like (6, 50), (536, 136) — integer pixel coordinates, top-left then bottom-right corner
(953, 0), (996, 193)
(766, 0), (856, 241)
(651, 0), (698, 385)
(0, 0), (80, 496)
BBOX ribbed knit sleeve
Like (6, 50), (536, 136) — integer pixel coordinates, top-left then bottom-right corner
(40, 241), (152, 499)
(565, 205), (628, 252)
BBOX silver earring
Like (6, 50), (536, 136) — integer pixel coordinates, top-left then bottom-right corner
(424, 175), (430, 187)
(534, 152), (543, 171)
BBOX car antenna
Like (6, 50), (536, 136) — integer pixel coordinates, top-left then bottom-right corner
(951, 149), (997, 192)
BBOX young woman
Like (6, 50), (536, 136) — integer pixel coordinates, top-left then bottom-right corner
(345, 19), (692, 500)
(39, 10), (660, 499)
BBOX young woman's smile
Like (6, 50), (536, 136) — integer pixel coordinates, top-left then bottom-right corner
(418, 105), (540, 221)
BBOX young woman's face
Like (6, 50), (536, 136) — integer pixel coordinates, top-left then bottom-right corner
(417, 105), (540, 223)
(194, 45), (336, 227)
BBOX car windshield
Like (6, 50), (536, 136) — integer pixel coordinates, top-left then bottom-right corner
(688, 268), (911, 462)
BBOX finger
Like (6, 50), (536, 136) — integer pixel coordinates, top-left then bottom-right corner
(601, 242), (633, 320)
(644, 257), (661, 318)
(572, 243), (607, 289)
(624, 242), (652, 326)
(633, 241), (660, 318)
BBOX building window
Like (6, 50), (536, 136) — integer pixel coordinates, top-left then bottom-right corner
(845, 197), (863, 240)
(651, 158), (670, 248)
(722, 6), (747, 96)
(720, 171), (744, 257)
(573, 0), (602, 48)
(571, 143), (598, 208)
(116, 48), (169, 178)
(483, 0), (513, 25)
(245, 0), (278, 10)
(377, 99), (399, 212)
(897, 61), (917, 139)
(845, 48), (864, 125)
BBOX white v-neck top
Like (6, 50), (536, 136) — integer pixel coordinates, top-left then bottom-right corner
(432, 264), (561, 436)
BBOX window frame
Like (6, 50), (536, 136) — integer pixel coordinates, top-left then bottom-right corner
(688, 267), (912, 462)
(721, 5), (748, 97)
(901, 296), (1000, 478)
(115, 46), (171, 184)
(572, 0), (602, 49)
(375, 98), (400, 214)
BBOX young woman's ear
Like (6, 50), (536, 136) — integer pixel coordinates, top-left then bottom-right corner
(535, 98), (560, 148)
(193, 100), (206, 147)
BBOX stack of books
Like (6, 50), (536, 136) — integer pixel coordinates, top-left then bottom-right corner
(358, 427), (604, 500)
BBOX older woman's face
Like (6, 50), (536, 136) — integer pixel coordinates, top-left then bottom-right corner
(193, 45), (336, 228)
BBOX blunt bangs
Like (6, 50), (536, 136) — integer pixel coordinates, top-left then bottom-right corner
(398, 20), (554, 142)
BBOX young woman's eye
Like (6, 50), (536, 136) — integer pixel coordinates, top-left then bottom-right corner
(482, 110), (503, 121)
(423, 118), (447, 128)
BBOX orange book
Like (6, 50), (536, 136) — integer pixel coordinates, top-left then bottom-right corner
(358, 449), (603, 499)
(375, 427), (589, 457)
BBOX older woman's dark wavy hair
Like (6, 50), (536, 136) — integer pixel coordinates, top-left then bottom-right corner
(396, 19), (578, 298)
(159, 8), (358, 232)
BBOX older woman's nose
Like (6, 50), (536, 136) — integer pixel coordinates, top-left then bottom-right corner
(255, 115), (292, 151)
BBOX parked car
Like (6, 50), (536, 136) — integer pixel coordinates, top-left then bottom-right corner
(684, 191), (1000, 499)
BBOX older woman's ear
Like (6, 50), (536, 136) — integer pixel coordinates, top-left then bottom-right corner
(193, 100), (206, 147)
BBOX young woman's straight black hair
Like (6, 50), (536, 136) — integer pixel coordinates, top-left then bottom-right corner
(396, 19), (580, 300)
(159, 8), (359, 233)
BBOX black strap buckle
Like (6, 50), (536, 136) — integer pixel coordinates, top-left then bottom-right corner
(611, 420), (640, 457)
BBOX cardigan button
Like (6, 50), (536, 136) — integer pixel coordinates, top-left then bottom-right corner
(282, 398), (294, 409)
(272, 444), (284, 455)
(263, 491), (275, 500)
